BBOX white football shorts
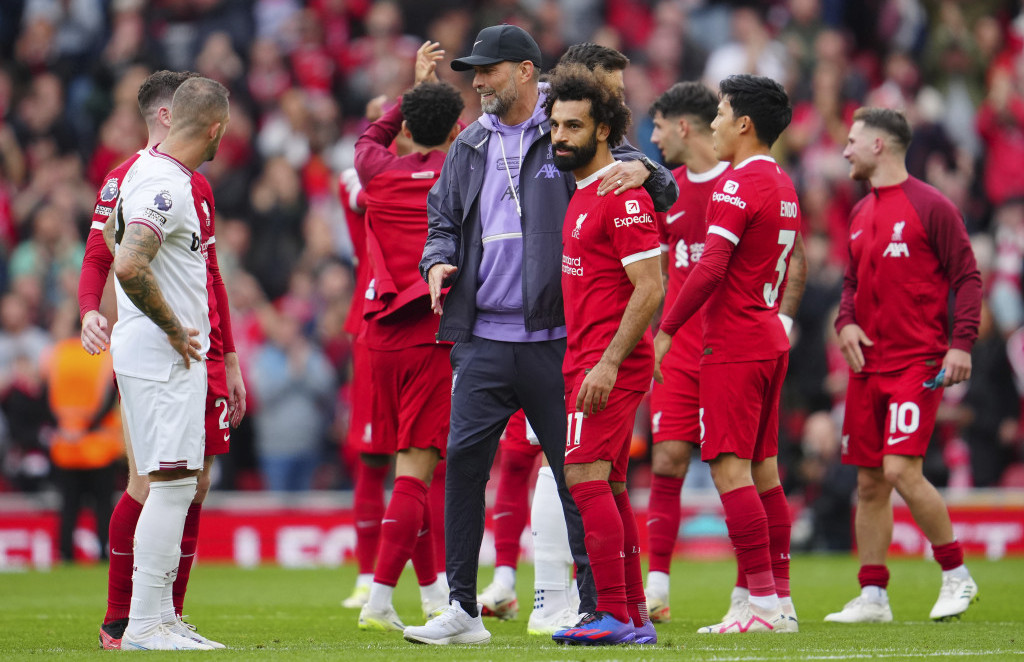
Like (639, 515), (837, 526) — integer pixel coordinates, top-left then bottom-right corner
(118, 361), (207, 475)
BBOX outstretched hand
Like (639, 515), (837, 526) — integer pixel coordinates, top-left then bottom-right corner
(415, 41), (445, 85)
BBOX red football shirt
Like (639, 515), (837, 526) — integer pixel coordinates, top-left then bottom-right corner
(658, 162), (730, 371)
(561, 163), (661, 392)
(354, 103), (445, 349)
(835, 176), (981, 372)
(662, 155), (800, 364)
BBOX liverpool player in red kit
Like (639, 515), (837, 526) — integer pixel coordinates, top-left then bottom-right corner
(825, 108), (982, 624)
(655, 74), (801, 634)
(79, 70), (244, 650)
(544, 65), (663, 645)
(354, 49), (464, 634)
(644, 81), (730, 623)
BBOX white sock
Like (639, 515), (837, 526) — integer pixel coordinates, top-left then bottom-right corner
(749, 593), (780, 611)
(731, 586), (750, 603)
(367, 582), (394, 612)
(436, 571), (449, 592)
(861, 585), (888, 603)
(531, 467), (573, 589)
(420, 578), (448, 606)
(494, 565), (516, 591)
(943, 564), (971, 581)
(160, 579), (177, 625)
(647, 570), (670, 596)
(779, 595), (794, 608)
(355, 573), (373, 588)
(126, 477), (196, 638)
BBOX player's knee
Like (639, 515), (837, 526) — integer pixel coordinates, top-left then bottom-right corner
(126, 475), (150, 503)
(194, 472), (212, 504)
(856, 468), (889, 501)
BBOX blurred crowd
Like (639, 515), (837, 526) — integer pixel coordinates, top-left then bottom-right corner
(0, 0), (1022, 541)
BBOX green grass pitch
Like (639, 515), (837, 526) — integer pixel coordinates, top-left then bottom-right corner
(2, 555), (1022, 660)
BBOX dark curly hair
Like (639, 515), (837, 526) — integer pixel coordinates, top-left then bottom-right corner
(137, 70), (201, 123)
(557, 42), (629, 72)
(718, 74), (792, 148)
(543, 64), (630, 147)
(649, 81), (718, 131)
(401, 82), (464, 148)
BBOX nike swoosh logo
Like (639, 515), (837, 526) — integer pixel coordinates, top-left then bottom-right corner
(382, 519), (398, 524)
(493, 512), (513, 520)
(223, 432), (230, 442)
(111, 550), (132, 556)
(474, 40), (483, 47)
(666, 211), (685, 224)
(565, 446), (581, 457)
(887, 435), (910, 445)
(851, 230), (863, 240)
(648, 517), (661, 524)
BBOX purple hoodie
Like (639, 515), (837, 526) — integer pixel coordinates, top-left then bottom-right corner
(474, 86), (564, 342)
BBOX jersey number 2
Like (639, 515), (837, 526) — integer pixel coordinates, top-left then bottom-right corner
(763, 229), (795, 307)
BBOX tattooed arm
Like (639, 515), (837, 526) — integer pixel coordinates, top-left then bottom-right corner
(113, 222), (202, 367)
(102, 213), (116, 255)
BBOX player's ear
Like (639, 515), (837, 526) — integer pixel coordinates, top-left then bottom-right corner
(596, 122), (610, 142)
(401, 120), (413, 141)
(677, 116), (689, 138)
(157, 106), (172, 129)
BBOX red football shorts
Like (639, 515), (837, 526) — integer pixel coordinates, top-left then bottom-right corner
(204, 358), (230, 456)
(564, 371), (645, 482)
(841, 364), (943, 467)
(348, 337), (380, 452)
(500, 410), (543, 456)
(699, 354), (788, 462)
(370, 344), (451, 458)
(650, 360), (700, 444)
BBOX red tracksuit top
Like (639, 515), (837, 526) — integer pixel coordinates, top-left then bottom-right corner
(834, 176), (981, 374)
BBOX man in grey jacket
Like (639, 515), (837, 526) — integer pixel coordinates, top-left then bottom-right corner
(404, 25), (677, 646)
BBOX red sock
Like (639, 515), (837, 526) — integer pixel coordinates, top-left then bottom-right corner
(492, 448), (535, 569)
(374, 476), (427, 587)
(646, 474), (683, 574)
(759, 485), (791, 598)
(569, 480), (628, 624)
(105, 492), (143, 624)
(429, 461), (446, 575)
(173, 503), (201, 615)
(736, 564), (747, 590)
(411, 498), (437, 586)
(614, 490), (647, 626)
(721, 486), (774, 597)
(932, 541), (964, 571)
(858, 564), (890, 589)
(353, 461), (388, 575)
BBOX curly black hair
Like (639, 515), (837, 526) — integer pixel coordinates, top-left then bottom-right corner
(718, 74), (792, 148)
(649, 81), (718, 131)
(401, 82), (464, 148)
(543, 64), (631, 147)
(137, 70), (201, 122)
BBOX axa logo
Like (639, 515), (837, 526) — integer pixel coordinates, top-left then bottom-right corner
(572, 212), (587, 239)
(884, 221), (909, 257)
(625, 200), (640, 214)
(535, 163), (561, 178)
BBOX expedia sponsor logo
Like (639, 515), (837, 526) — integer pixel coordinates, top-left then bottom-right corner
(562, 254), (583, 276)
(625, 200), (640, 214)
(712, 191), (747, 209)
(613, 213), (653, 228)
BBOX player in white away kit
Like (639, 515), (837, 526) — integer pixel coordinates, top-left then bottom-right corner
(111, 77), (230, 651)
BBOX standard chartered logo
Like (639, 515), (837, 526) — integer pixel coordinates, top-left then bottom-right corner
(561, 254), (583, 276)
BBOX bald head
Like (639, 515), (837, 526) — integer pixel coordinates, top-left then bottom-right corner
(168, 77), (230, 140)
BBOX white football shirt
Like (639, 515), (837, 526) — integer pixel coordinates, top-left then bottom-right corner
(110, 147), (210, 381)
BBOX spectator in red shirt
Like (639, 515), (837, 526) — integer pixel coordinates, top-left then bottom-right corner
(826, 107), (982, 624)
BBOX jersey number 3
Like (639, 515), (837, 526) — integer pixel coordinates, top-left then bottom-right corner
(763, 229), (795, 307)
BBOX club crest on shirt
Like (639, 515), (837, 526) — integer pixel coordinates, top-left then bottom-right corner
(201, 200), (211, 227)
(572, 213), (587, 239)
(891, 221), (905, 241)
(154, 190), (173, 211)
(883, 220), (909, 258)
(100, 178), (119, 202)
